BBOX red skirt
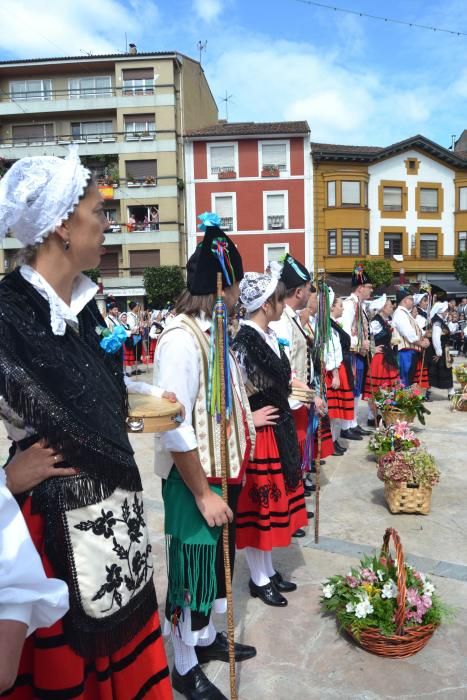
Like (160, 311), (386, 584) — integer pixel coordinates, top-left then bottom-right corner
(3, 500), (173, 700)
(325, 365), (354, 420)
(293, 406), (334, 463)
(413, 355), (430, 389)
(236, 426), (307, 550)
(363, 353), (400, 399)
(123, 343), (136, 366)
(316, 413), (334, 459)
(149, 338), (158, 364)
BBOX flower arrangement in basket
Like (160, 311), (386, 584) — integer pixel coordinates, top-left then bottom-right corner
(453, 363), (467, 390)
(377, 448), (440, 514)
(321, 528), (450, 657)
(374, 382), (430, 426)
(369, 421), (420, 459)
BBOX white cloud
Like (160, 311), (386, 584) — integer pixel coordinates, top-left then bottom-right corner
(193, 0), (223, 23)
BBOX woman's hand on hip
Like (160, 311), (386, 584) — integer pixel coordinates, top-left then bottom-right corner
(5, 441), (78, 495)
(252, 405), (279, 428)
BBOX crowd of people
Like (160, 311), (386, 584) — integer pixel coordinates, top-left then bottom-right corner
(0, 148), (460, 700)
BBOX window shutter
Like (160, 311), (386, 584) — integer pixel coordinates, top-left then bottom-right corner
(460, 188), (467, 210)
(12, 124), (53, 141)
(267, 245), (287, 262)
(266, 194), (285, 216)
(122, 68), (154, 80)
(125, 160), (157, 180)
(99, 251), (119, 276)
(210, 145), (234, 170)
(420, 189), (438, 208)
(383, 187), (402, 207)
(327, 181), (336, 206)
(124, 114), (154, 125)
(214, 196), (233, 218)
(262, 143), (287, 168)
(129, 250), (160, 274)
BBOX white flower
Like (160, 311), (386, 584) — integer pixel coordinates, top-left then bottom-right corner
(346, 602), (355, 613)
(355, 600), (374, 619)
(323, 584), (335, 599)
(423, 581), (435, 597)
(381, 580), (398, 599)
(376, 569), (385, 582)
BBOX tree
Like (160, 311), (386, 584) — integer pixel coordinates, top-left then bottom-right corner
(354, 259), (393, 289)
(84, 268), (100, 283)
(454, 250), (467, 285)
(143, 266), (185, 308)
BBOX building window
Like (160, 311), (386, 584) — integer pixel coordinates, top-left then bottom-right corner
(127, 205), (159, 231)
(364, 182), (368, 208)
(99, 250), (120, 277)
(213, 194), (235, 231)
(327, 230), (337, 255)
(71, 121), (113, 139)
(420, 188), (438, 213)
(264, 243), (289, 268)
(458, 232), (467, 252)
(68, 76), (112, 99)
(124, 114), (155, 137)
(122, 69), (154, 95)
(125, 160), (157, 185)
(341, 181), (361, 206)
(384, 233), (402, 258)
(364, 229), (369, 255)
(208, 144), (236, 175)
(11, 123), (53, 144)
(327, 181), (336, 207)
(10, 79), (53, 101)
(129, 249), (160, 275)
(265, 193), (286, 230)
(342, 229), (361, 255)
(383, 186), (402, 211)
(260, 142), (288, 173)
(459, 187), (467, 210)
(420, 234), (438, 258)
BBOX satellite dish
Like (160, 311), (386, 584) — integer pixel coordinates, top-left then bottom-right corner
(393, 254), (404, 262)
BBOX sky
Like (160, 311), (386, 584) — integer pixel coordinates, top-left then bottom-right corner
(0, 0), (466, 148)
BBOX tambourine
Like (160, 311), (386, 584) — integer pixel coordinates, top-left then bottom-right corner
(126, 394), (183, 433)
(290, 387), (315, 404)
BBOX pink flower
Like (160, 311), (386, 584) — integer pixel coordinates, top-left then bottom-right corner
(406, 587), (419, 606)
(361, 568), (377, 583)
(346, 575), (359, 588)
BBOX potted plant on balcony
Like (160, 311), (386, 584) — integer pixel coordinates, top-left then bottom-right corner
(261, 164), (280, 177)
(377, 448), (440, 515)
(127, 173), (138, 187)
(218, 169), (236, 180)
(143, 176), (156, 186)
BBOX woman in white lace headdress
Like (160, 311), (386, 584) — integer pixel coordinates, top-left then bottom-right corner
(0, 149), (173, 699)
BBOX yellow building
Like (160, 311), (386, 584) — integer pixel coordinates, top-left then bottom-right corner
(0, 49), (217, 301)
(312, 135), (467, 294)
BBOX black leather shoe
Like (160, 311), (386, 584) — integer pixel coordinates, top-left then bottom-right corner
(304, 485), (316, 496)
(307, 510), (314, 519)
(304, 476), (315, 489)
(367, 418), (376, 427)
(270, 570), (297, 592)
(334, 440), (347, 453)
(249, 579), (287, 606)
(304, 487), (312, 497)
(333, 447), (344, 456)
(172, 664), (228, 699)
(292, 528), (306, 538)
(353, 424), (372, 436)
(340, 428), (363, 441)
(195, 632), (256, 665)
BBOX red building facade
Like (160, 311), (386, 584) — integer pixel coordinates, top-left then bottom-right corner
(184, 121), (312, 272)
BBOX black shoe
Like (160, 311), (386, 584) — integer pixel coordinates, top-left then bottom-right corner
(334, 440), (347, 452)
(304, 484), (316, 496)
(304, 487), (312, 497)
(270, 570), (297, 592)
(333, 447), (344, 456)
(195, 632), (256, 665)
(172, 664), (228, 699)
(134, 369), (144, 375)
(352, 425), (372, 436)
(249, 579), (287, 606)
(311, 459), (325, 466)
(307, 510), (314, 519)
(340, 428), (363, 441)
(367, 418), (376, 427)
(304, 475), (314, 488)
(292, 528), (306, 538)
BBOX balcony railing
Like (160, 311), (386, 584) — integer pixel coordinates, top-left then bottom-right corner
(0, 130), (162, 149)
(220, 217), (233, 231)
(0, 85), (157, 103)
(105, 223), (160, 233)
(267, 215), (285, 230)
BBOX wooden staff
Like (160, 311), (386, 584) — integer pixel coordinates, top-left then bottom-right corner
(314, 357), (325, 544)
(216, 272), (238, 700)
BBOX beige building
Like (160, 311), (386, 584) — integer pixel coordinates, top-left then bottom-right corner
(0, 49), (217, 301)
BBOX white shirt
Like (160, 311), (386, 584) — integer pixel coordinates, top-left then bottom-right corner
(392, 306), (421, 344)
(127, 311), (139, 331)
(415, 314), (427, 331)
(269, 304), (296, 363)
(432, 324), (443, 356)
(325, 327), (343, 371)
(0, 471), (69, 634)
(341, 294), (359, 348)
(154, 314), (243, 454)
(105, 314), (121, 331)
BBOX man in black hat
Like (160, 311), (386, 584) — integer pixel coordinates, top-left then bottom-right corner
(154, 218), (256, 699)
(392, 288), (430, 387)
(340, 264), (374, 439)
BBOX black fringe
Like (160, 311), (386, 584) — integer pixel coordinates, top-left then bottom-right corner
(31, 473), (117, 515)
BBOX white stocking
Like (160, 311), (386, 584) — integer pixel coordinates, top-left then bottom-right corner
(171, 631), (198, 675)
(245, 547), (270, 586)
(196, 620), (217, 647)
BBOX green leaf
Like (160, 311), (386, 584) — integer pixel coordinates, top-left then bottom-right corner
(143, 265), (185, 308)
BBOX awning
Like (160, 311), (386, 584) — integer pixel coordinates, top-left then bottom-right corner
(427, 276), (467, 296)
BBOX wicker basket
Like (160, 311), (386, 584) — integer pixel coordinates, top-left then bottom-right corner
(346, 528), (437, 657)
(451, 393), (467, 412)
(382, 407), (415, 426)
(384, 482), (432, 514)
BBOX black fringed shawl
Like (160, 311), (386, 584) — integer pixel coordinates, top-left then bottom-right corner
(232, 324), (302, 490)
(330, 318), (354, 390)
(372, 313), (398, 369)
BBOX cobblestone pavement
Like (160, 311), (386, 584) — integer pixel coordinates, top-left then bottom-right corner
(3, 373), (467, 699)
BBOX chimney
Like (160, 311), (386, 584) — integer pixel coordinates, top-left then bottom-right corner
(129, 43), (137, 55)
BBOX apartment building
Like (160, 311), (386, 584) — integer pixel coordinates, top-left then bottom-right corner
(184, 121), (312, 271)
(0, 49), (217, 300)
(312, 135), (467, 294)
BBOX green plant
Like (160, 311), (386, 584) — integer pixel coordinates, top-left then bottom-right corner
(83, 268), (100, 283)
(143, 265), (185, 308)
(369, 421), (420, 458)
(376, 449), (440, 487)
(177, 177), (185, 191)
(454, 250), (467, 286)
(374, 382), (430, 424)
(354, 259), (393, 288)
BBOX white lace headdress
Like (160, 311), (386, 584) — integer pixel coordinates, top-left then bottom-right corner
(0, 146), (90, 247)
(240, 261), (283, 313)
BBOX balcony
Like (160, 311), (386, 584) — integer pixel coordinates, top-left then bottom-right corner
(267, 215), (285, 230)
(220, 217), (233, 231)
(323, 254), (455, 274)
(0, 86), (175, 116)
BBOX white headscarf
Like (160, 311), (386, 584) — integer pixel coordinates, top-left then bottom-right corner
(0, 146), (90, 247)
(413, 292), (427, 306)
(430, 301), (448, 320)
(240, 261), (282, 313)
(328, 286), (335, 307)
(369, 294), (387, 312)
